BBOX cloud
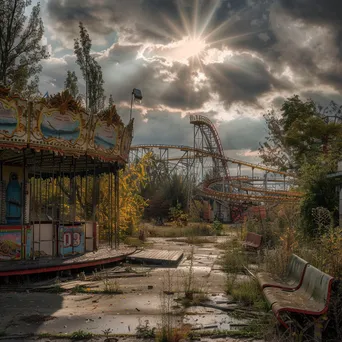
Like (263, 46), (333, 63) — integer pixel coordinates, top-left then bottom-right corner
(39, 0), (342, 167)
(218, 117), (266, 151)
(204, 52), (288, 107)
(132, 110), (194, 146)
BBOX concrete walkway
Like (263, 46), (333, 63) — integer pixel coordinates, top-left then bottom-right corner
(0, 236), (261, 341)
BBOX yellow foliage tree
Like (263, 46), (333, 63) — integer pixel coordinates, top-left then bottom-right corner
(97, 153), (152, 238)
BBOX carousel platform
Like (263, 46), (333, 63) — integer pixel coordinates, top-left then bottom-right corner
(0, 246), (136, 277)
(127, 249), (184, 266)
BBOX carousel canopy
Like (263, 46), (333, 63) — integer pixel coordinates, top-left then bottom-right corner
(0, 89), (133, 171)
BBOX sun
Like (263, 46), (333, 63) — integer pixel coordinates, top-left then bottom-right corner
(169, 36), (207, 62)
(184, 37), (207, 58)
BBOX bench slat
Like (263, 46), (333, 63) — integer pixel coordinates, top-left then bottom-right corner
(257, 254), (308, 290)
(263, 265), (334, 329)
(243, 232), (262, 249)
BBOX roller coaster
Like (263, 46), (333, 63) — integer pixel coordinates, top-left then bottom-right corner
(130, 115), (301, 222)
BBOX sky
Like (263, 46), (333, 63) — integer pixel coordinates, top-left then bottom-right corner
(31, 0), (342, 165)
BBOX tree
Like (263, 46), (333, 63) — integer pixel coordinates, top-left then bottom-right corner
(64, 71), (79, 98)
(300, 158), (339, 236)
(259, 95), (342, 236)
(108, 94), (114, 107)
(142, 172), (189, 224)
(74, 22), (105, 113)
(259, 95), (342, 173)
(0, 0), (49, 93)
(97, 153), (151, 236)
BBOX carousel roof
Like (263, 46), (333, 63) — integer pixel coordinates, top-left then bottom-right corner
(0, 89), (133, 168)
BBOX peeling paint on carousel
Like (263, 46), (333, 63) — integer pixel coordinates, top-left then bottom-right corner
(0, 88), (133, 266)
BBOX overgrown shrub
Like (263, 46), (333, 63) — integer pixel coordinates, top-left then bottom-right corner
(230, 279), (267, 309)
(220, 238), (248, 274)
(212, 220), (223, 235)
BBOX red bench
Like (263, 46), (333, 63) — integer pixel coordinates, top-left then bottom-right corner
(263, 264), (334, 338)
(242, 232), (262, 250)
(257, 254), (308, 291)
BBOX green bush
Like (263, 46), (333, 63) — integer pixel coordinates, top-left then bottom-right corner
(212, 220), (223, 235)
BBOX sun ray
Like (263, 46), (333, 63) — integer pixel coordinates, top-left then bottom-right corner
(207, 29), (266, 48)
(197, 0), (222, 39)
(202, 5), (253, 42)
(192, 0), (199, 37)
(162, 15), (187, 40)
(177, 0), (192, 38)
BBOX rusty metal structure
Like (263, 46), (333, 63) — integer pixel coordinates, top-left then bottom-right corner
(130, 115), (300, 222)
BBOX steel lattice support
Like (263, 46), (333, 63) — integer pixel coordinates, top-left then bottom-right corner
(129, 114), (301, 223)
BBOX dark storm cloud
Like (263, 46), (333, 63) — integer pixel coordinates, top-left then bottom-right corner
(218, 117), (266, 151)
(269, 0), (342, 91)
(43, 0), (342, 114)
(46, 0), (272, 47)
(207, 0), (277, 53)
(157, 64), (211, 109)
(278, 0), (342, 27)
(205, 53), (288, 107)
(102, 50), (210, 110)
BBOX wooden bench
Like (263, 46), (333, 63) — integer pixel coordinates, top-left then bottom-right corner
(257, 254), (309, 291)
(242, 232), (262, 250)
(263, 264), (334, 337)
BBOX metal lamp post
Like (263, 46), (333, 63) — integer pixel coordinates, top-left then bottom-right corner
(129, 88), (143, 121)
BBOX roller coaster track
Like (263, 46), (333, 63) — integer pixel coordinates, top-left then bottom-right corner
(205, 177), (302, 197)
(130, 144), (293, 177)
(130, 115), (301, 205)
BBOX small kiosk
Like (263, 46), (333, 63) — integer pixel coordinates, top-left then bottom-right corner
(0, 88), (133, 261)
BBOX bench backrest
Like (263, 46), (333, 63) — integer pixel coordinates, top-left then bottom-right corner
(286, 254), (308, 282)
(301, 265), (334, 304)
(246, 232), (262, 246)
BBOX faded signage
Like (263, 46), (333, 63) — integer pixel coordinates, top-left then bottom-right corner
(58, 225), (85, 257)
(40, 110), (81, 143)
(0, 226), (21, 260)
(94, 122), (117, 150)
(0, 100), (18, 137)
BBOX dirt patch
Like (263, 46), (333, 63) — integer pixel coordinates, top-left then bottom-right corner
(167, 237), (216, 245)
(20, 314), (56, 324)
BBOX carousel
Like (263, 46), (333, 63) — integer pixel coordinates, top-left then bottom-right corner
(0, 88), (133, 269)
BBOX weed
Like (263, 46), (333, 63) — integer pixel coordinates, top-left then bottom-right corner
(168, 236), (215, 245)
(102, 328), (113, 340)
(212, 220), (223, 235)
(183, 247), (195, 299)
(144, 222), (214, 238)
(124, 236), (145, 247)
(180, 292), (208, 307)
(136, 319), (156, 338)
(92, 269), (103, 281)
(229, 278), (267, 309)
(70, 330), (94, 340)
(263, 248), (289, 278)
(226, 273), (238, 294)
(156, 269), (188, 342)
(48, 284), (64, 293)
(103, 278), (122, 294)
(221, 246), (247, 274)
(71, 284), (87, 294)
(38, 333), (51, 338)
(156, 324), (191, 342)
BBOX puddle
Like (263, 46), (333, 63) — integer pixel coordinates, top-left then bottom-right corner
(184, 306), (249, 331)
(183, 294), (249, 331)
